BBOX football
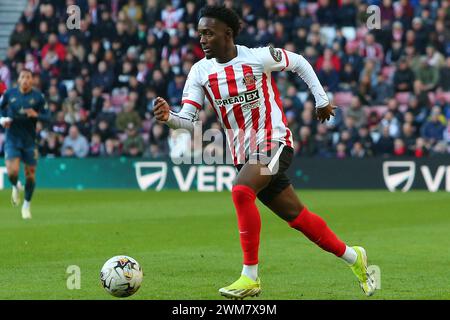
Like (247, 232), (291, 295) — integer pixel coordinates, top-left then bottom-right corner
(100, 255), (143, 298)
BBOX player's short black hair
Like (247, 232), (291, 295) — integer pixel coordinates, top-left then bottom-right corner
(20, 68), (33, 76)
(199, 5), (241, 39)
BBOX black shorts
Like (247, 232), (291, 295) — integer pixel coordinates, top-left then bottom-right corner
(235, 142), (294, 204)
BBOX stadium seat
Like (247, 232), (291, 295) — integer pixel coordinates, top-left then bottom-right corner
(141, 133), (149, 144)
(333, 92), (353, 107)
(62, 80), (75, 92)
(320, 26), (336, 46)
(436, 91), (450, 103)
(381, 66), (396, 79)
(341, 27), (356, 41)
(111, 89), (129, 108)
(399, 104), (408, 113)
(367, 105), (388, 117)
(428, 91), (436, 105)
(395, 92), (410, 105)
(306, 3), (318, 15)
(142, 119), (152, 133)
(296, 91), (309, 103)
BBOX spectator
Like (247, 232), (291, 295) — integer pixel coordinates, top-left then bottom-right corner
(316, 0), (336, 26)
(393, 58), (415, 92)
(425, 44), (445, 68)
(393, 138), (407, 156)
(149, 122), (169, 157)
(406, 95), (428, 126)
(88, 86), (105, 120)
(342, 42), (364, 75)
(73, 103), (88, 135)
(387, 98), (404, 123)
(10, 22), (31, 50)
(116, 101), (142, 132)
(145, 0), (162, 27)
(413, 137), (429, 157)
(89, 133), (104, 157)
(296, 126), (316, 157)
(421, 107), (446, 145)
(357, 126), (375, 156)
(359, 33), (384, 66)
(413, 80), (431, 109)
(39, 132), (61, 157)
(379, 111), (401, 138)
(375, 126), (395, 156)
(161, 2), (184, 30)
(104, 139), (121, 157)
(401, 122), (418, 153)
(62, 125), (89, 158)
(254, 18), (274, 47)
(42, 33), (66, 63)
(316, 47), (341, 72)
(335, 142), (347, 159)
(314, 124), (333, 158)
(167, 73), (185, 107)
(0, 60), (11, 87)
(318, 60), (339, 92)
(91, 61), (114, 92)
(372, 73), (394, 105)
(338, 0), (357, 27)
(438, 57), (450, 91)
(350, 141), (366, 158)
(62, 89), (83, 124)
(339, 62), (359, 91)
(98, 10), (116, 41)
(414, 57), (439, 92)
(60, 52), (81, 80)
(346, 96), (367, 128)
(411, 17), (429, 54)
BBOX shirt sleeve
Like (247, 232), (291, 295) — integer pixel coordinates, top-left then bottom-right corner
(252, 46), (330, 108)
(0, 90), (8, 117)
(166, 104), (199, 132)
(36, 93), (51, 122)
(181, 64), (205, 110)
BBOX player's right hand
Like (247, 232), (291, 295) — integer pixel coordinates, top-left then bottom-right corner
(25, 108), (38, 118)
(316, 103), (337, 123)
(0, 117), (12, 128)
(153, 97), (170, 122)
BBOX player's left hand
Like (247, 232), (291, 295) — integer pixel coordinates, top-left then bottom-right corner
(316, 103), (336, 123)
(24, 108), (38, 118)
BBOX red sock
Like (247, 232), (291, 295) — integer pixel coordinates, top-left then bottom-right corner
(288, 207), (346, 257)
(231, 185), (261, 265)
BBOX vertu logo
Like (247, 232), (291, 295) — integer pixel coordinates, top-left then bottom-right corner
(134, 162), (168, 191)
(383, 161), (416, 192)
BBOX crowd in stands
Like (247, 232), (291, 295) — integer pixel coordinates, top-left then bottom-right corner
(0, 0), (449, 160)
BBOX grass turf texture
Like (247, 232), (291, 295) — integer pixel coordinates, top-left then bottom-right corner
(0, 190), (449, 300)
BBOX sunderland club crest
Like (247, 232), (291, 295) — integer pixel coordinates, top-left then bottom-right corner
(242, 73), (256, 87)
(269, 46), (282, 62)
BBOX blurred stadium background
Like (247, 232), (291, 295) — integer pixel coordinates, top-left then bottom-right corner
(0, 0), (449, 300)
(0, 0), (449, 162)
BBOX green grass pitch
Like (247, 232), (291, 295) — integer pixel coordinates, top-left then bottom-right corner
(0, 189), (449, 300)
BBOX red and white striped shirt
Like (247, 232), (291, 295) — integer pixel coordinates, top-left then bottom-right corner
(170, 45), (330, 165)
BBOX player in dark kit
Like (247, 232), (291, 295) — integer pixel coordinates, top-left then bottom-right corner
(0, 69), (50, 219)
(153, 6), (376, 298)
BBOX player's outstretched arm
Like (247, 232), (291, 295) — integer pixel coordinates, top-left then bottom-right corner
(257, 46), (337, 123)
(153, 97), (198, 133)
(287, 52), (337, 123)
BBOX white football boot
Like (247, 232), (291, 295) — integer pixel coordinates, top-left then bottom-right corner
(11, 186), (20, 207)
(21, 201), (32, 219)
